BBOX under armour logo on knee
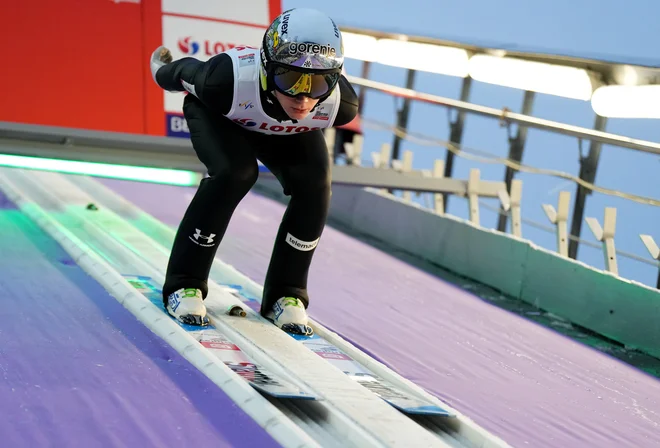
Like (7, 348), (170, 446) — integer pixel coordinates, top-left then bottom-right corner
(194, 228), (216, 243)
(189, 228), (217, 247)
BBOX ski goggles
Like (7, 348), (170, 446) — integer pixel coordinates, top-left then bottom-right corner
(272, 66), (340, 99)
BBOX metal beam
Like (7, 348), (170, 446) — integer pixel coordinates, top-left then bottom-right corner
(327, 165), (505, 196)
(568, 114), (608, 259)
(443, 76), (473, 209)
(357, 61), (371, 115)
(391, 69), (417, 163)
(497, 90), (535, 232)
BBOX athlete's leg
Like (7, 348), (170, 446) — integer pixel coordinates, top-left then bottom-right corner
(162, 95), (260, 303)
(256, 130), (332, 317)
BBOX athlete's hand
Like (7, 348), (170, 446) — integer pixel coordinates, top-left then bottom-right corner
(158, 47), (173, 64)
(150, 46), (173, 84)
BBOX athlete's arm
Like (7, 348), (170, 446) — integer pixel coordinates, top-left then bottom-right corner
(332, 76), (359, 127)
(153, 52), (236, 115)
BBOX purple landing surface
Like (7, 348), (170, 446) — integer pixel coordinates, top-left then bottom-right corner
(0, 191), (279, 448)
(102, 178), (660, 448)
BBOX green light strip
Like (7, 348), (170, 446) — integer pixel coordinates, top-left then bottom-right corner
(0, 153), (200, 186)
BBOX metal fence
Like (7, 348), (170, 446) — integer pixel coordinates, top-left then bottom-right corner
(329, 26), (660, 288)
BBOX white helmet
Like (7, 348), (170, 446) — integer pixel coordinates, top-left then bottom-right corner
(260, 8), (344, 100)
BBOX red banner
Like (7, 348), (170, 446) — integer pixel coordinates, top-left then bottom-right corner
(0, 0), (281, 136)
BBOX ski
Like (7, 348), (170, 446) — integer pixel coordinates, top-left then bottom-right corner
(124, 274), (318, 401)
(51, 173), (451, 417)
(220, 283), (452, 417)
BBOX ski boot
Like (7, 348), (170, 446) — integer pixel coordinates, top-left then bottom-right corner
(166, 288), (209, 326)
(266, 297), (314, 336)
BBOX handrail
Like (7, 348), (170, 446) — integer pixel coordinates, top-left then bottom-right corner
(346, 75), (660, 156)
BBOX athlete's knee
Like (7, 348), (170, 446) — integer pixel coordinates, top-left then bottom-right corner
(289, 167), (331, 199)
(207, 162), (258, 199)
(228, 161), (259, 188)
(222, 164), (259, 195)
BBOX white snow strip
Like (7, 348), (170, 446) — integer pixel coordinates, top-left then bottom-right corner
(12, 170), (453, 448)
(66, 172), (513, 448)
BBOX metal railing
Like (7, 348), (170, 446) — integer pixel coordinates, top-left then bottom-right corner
(329, 75), (660, 288)
(338, 23), (660, 270)
(346, 76), (660, 156)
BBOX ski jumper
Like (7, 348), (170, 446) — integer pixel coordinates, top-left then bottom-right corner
(154, 48), (359, 316)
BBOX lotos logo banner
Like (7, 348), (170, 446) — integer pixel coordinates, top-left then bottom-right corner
(177, 37), (200, 55)
(233, 119), (322, 133)
(177, 36), (239, 56)
(167, 116), (323, 138)
(233, 118), (257, 127)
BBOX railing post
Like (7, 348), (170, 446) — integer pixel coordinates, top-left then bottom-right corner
(443, 76), (473, 209)
(344, 134), (364, 166)
(542, 191), (571, 256)
(392, 150), (414, 202)
(468, 168), (481, 226)
(371, 143), (392, 194)
(497, 90), (535, 233)
(371, 143), (391, 169)
(585, 207), (618, 275)
(498, 179), (523, 237)
(509, 179), (523, 238)
(432, 159), (445, 215)
(639, 235), (660, 289)
(569, 114), (608, 259)
(357, 61), (371, 115)
(391, 69), (416, 163)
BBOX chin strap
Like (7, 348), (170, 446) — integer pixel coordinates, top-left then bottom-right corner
(261, 88), (299, 123)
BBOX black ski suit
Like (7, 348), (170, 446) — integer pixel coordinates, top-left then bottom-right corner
(154, 52), (359, 316)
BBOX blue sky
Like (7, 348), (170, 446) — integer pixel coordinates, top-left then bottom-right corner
(284, 0), (660, 287)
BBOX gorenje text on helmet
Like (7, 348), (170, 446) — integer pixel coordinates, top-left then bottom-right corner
(288, 42), (337, 57)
